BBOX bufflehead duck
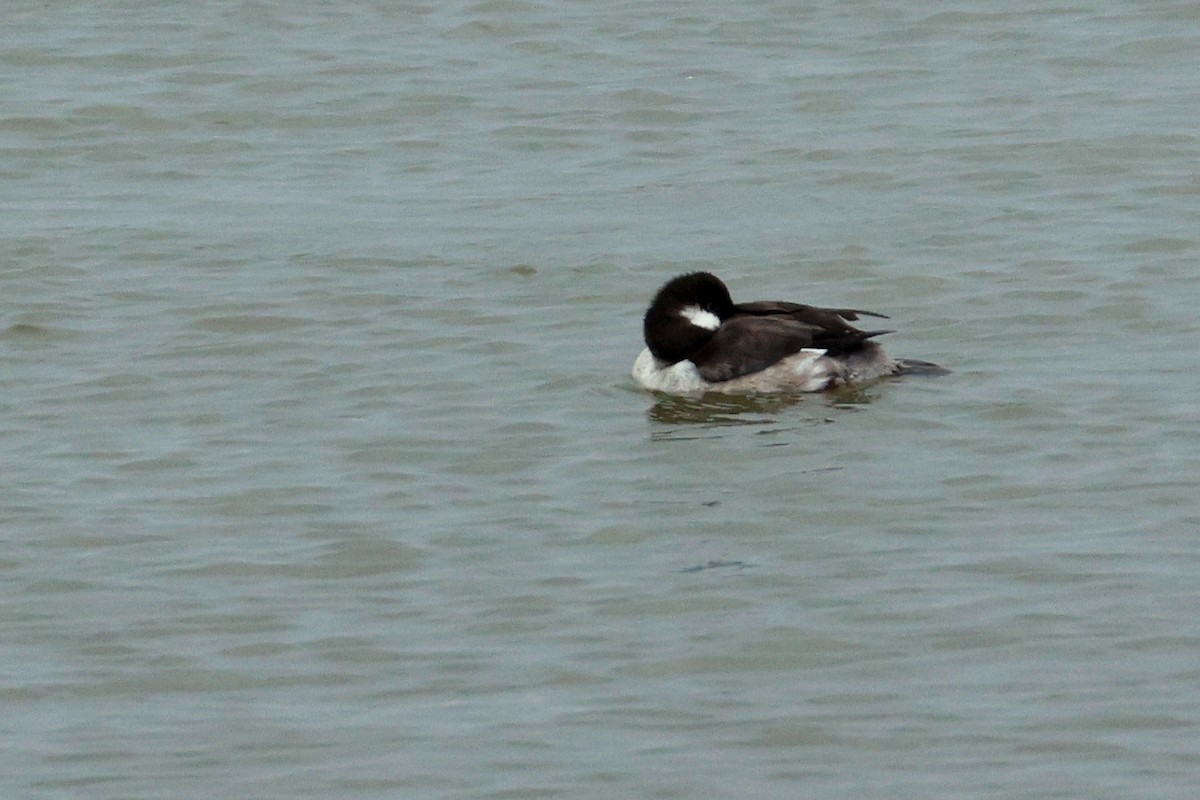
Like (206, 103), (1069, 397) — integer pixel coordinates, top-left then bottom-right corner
(632, 272), (943, 394)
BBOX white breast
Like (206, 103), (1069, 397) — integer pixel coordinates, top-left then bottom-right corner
(631, 348), (706, 392)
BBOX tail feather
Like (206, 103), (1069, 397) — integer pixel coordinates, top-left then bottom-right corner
(838, 309), (890, 321)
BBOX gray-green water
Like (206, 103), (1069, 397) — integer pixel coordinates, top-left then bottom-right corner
(4, 2), (1199, 798)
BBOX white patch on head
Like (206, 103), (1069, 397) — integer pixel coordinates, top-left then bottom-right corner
(679, 305), (721, 331)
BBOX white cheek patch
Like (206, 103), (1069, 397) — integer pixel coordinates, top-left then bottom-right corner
(679, 305), (721, 331)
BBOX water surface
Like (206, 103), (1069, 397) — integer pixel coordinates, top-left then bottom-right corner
(3, 2), (1199, 798)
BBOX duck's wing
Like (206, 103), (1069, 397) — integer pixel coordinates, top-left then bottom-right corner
(691, 317), (813, 382)
(735, 300), (890, 325)
(694, 314), (893, 383)
(735, 301), (892, 355)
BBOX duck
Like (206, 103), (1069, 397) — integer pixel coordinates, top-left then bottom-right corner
(631, 272), (943, 394)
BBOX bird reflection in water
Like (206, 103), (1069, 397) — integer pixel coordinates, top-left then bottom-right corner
(645, 381), (879, 427)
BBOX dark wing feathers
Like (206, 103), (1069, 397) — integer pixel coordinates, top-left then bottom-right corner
(692, 317), (818, 383)
(693, 306), (893, 383)
(734, 300), (892, 354)
(734, 300), (890, 324)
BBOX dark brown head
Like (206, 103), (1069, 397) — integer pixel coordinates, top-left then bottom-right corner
(642, 272), (735, 363)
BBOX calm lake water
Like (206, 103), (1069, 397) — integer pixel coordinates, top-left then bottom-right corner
(3, 2), (1200, 798)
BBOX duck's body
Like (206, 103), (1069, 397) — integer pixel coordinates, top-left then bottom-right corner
(632, 272), (940, 394)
